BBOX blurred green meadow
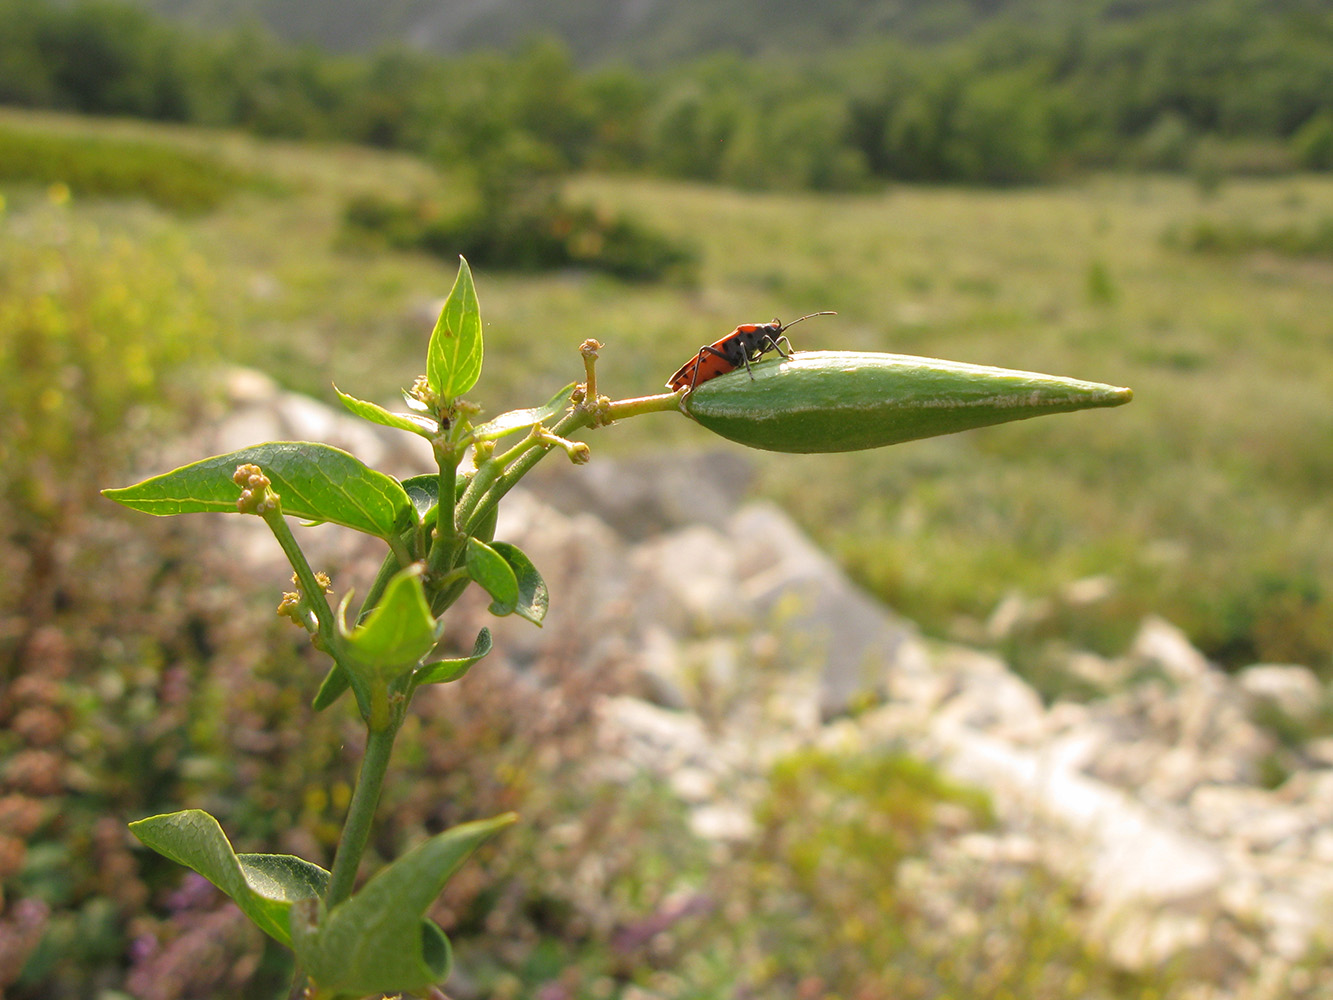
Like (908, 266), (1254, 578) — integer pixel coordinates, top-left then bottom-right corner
(7, 106), (1330, 679)
(3, 104), (1333, 996)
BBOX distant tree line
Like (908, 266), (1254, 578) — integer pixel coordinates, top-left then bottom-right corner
(2, 0), (1332, 187)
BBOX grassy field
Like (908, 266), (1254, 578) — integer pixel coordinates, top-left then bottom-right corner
(5, 106), (1332, 683)
(6, 106), (1333, 998)
(560, 173), (1333, 682)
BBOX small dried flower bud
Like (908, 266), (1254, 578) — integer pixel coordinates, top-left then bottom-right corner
(276, 591), (302, 621)
(232, 464), (279, 515)
(231, 464), (266, 488)
(407, 374), (438, 410)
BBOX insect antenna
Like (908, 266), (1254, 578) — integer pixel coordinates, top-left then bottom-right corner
(777, 311), (837, 334)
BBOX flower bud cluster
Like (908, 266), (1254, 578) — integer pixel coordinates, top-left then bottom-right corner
(232, 464), (279, 515)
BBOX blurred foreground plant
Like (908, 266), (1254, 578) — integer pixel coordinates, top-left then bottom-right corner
(104, 257), (1129, 998)
(1, 197), (216, 683)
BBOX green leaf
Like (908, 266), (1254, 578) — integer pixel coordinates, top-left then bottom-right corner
(103, 442), (414, 539)
(129, 809), (328, 948)
(683, 351), (1133, 453)
(472, 383), (575, 442)
(489, 541), (548, 625)
(401, 473), (443, 523)
(291, 813), (515, 997)
(413, 627), (493, 686)
(338, 564), (442, 683)
(312, 473), (489, 712)
(311, 663), (351, 713)
(335, 386), (439, 437)
(465, 538), (517, 612)
(400, 470), (477, 526)
(403, 469), (497, 542)
(427, 256), (483, 400)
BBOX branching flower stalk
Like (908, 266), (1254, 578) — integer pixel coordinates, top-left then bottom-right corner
(103, 256), (1129, 999)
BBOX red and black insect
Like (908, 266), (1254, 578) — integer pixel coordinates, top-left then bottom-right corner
(667, 311), (836, 392)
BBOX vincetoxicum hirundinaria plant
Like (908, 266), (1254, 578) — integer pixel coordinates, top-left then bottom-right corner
(104, 257), (1131, 999)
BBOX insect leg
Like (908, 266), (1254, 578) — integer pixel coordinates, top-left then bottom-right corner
(738, 335), (787, 379)
(688, 343), (740, 391)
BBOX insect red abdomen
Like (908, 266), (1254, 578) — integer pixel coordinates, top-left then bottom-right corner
(667, 324), (774, 391)
(667, 313), (833, 392)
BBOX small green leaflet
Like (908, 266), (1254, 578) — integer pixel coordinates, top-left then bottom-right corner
(290, 813), (515, 997)
(488, 541), (548, 625)
(465, 538), (517, 610)
(102, 442), (414, 540)
(311, 662), (350, 712)
(401, 471), (476, 525)
(413, 627), (493, 687)
(401, 473), (442, 521)
(472, 383), (576, 442)
(335, 386), (439, 437)
(337, 564), (443, 683)
(427, 257), (483, 400)
(129, 809), (328, 948)
(461, 539), (548, 624)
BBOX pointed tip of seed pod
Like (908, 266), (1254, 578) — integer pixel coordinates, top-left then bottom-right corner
(1071, 381), (1132, 409)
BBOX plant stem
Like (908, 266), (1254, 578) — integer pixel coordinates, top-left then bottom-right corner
(462, 408), (592, 534)
(262, 506), (336, 649)
(427, 438), (461, 578)
(325, 723), (399, 908)
(580, 339), (601, 402)
(460, 391), (680, 535)
(286, 963), (308, 1000)
(599, 390), (683, 421)
(454, 453), (504, 533)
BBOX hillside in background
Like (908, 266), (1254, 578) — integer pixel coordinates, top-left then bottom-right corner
(8, 0), (1333, 189)
(117, 0), (1075, 62)
(122, 0), (1330, 65)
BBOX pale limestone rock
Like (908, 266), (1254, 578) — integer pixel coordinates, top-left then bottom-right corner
(1237, 664), (1325, 724)
(1130, 615), (1212, 682)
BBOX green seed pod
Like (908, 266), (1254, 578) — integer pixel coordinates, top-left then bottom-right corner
(681, 350), (1132, 453)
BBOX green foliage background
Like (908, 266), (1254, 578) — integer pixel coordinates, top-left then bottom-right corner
(3, 0), (1333, 995)
(4, 106), (1333, 996)
(3, 0), (1333, 187)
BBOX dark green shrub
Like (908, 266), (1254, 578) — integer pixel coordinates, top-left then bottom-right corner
(1133, 112), (1195, 171)
(1164, 215), (1333, 259)
(342, 191), (698, 283)
(1293, 112), (1333, 171)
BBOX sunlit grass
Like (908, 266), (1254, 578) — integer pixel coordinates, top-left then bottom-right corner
(7, 107), (1333, 999)
(569, 172), (1333, 673)
(6, 107), (1331, 677)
